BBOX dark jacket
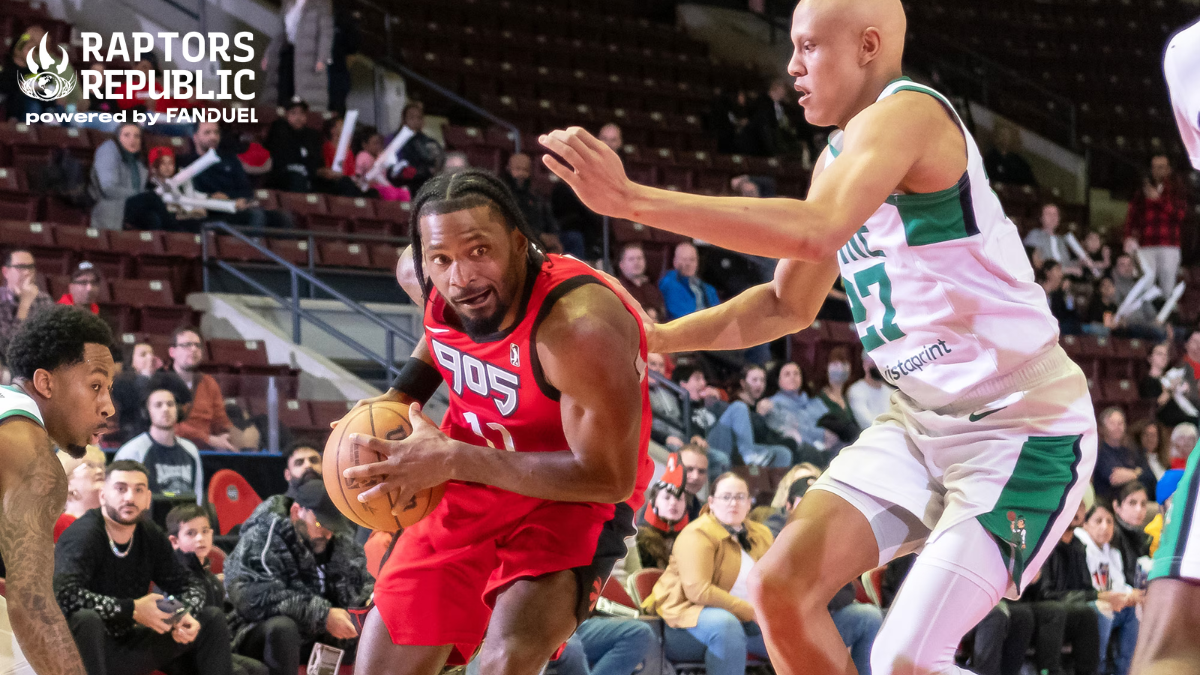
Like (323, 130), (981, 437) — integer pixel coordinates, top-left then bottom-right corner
(1113, 518), (1150, 587)
(264, 120), (325, 192)
(183, 149), (256, 200)
(223, 495), (373, 651)
(1033, 535), (1097, 604)
(175, 549), (225, 609)
(1094, 441), (1156, 502)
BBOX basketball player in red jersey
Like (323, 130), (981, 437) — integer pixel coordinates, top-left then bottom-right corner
(342, 169), (654, 675)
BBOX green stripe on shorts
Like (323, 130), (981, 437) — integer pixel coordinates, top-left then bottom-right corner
(1149, 445), (1200, 581)
(977, 435), (1083, 586)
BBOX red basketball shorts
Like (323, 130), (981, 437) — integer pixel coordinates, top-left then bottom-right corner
(372, 481), (635, 665)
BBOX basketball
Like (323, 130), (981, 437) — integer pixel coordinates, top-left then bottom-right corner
(322, 401), (445, 531)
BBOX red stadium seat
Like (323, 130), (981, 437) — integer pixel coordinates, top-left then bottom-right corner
(370, 244), (404, 271)
(207, 338), (271, 368)
(110, 279), (177, 307)
(54, 225), (111, 253)
(207, 470), (262, 535)
(111, 230), (166, 257)
(310, 400), (358, 429)
(319, 241), (372, 268)
(266, 238), (315, 266)
(628, 568), (662, 608)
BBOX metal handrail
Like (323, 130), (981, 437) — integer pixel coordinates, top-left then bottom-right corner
(650, 370), (692, 438)
(202, 221), (420, 380)
(353, 0), (524, 154)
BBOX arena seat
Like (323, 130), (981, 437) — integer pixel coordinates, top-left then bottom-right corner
(318, 241), (373, 269)
(207, 469), (262, 535)
(311, 400), (358, 429)
(600, 577), (638, 611)
(208, 338), (272, 369)
(627, 568), (662, 608)
(53, 225), (111, 253)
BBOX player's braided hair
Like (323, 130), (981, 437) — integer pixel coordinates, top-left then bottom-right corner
(409, 168), (548, 303)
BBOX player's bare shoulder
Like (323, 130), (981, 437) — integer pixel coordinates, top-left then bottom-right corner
(0, 416), (65, 528)
(534, 282), (641, 385)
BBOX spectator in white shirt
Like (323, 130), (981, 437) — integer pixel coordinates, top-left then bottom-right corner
(846, 353), (895, 430)
(1075, 503), (1142, 675)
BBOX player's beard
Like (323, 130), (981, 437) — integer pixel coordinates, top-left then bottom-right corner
(459, 296), (512, 339)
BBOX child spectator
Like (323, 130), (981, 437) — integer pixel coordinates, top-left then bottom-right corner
(167, 505), (268, 675)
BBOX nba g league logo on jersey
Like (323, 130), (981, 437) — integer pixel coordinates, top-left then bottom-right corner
(430, 339), (521, 417)
(19, 35), (76, 102)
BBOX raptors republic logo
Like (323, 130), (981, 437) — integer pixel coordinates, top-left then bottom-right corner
(19, 34), (77, 103)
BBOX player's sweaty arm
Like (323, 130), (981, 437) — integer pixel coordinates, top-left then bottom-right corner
(0, 419), (88, 675)
(540, 95), (937, 261)
(652, 257), (841, 353)
(346, 284), (645, 506)
(650, 148), (841, 353)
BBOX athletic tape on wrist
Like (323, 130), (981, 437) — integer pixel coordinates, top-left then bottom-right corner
(391, 358), (443, 404)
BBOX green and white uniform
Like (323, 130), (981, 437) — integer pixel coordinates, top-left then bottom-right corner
(0, 385), (44, 675)
(1149, 444), (1200, 582)
(1147, 19), (1200, 585)
(811, 78), (1097, 598)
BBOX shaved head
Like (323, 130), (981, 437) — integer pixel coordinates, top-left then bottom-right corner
(788, 0), (907, 128)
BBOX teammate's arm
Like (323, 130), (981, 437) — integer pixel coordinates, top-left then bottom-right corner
(345, 285), (645, 506)
(539, 95), (942, 261)
(651, 257), (841, 353)
(0, 419), (87, 675)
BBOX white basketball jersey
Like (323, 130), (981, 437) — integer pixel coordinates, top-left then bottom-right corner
(824, 78), (1059, 410)
(1165, 17), (1200, 170)
(0, 384), (44, 428)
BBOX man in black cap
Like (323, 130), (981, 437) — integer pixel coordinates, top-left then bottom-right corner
(57, 261), (103, 314)
(223, 472), (373, 675)
(264, 96), (356, 196)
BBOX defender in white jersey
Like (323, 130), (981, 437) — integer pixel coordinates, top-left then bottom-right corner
(540, 0), (1096, 672)
(1130, 17), (1200, 675)
(0, 305), (115, 675)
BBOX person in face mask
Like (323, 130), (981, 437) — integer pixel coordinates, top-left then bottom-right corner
(847, 352), (897, 430)
(817, 347), (862, 445)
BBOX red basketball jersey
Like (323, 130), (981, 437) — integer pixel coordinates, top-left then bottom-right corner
(423, 254), (654, 512)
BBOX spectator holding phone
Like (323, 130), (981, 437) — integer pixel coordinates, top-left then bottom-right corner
(224, 472), (373, 675)
(53, 460), (234, 675)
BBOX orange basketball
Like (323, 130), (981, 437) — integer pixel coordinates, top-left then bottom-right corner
(322, 401), (444, 531)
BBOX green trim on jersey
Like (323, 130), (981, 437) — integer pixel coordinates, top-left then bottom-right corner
(0, 384), (45, 428)
(888, 172), (980, 246)
(977, 434), (1084, 587)
(1149, 445), (1200, 581)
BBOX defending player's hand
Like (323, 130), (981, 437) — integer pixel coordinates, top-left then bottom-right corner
(539, 127), (636, 220)
(342, 402), (454, 514)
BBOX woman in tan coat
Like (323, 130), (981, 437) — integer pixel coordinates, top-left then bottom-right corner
(648, 473), (774, 675)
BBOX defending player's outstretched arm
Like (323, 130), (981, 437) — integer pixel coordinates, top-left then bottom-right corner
(344, 282), (645, 508)
(0, 419), (88, 675)
(540, 93), (953, 262)
(652, 257), (840, 354)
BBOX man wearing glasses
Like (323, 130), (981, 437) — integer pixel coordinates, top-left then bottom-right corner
(57, 262), (104, 315)
(166, 327), (240, 452)
(0, 248), (52, 356)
